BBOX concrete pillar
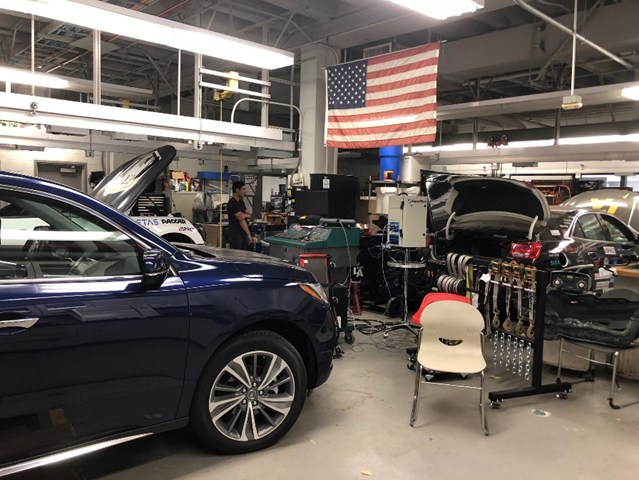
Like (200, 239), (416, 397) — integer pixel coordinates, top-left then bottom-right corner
(299, 44), (337, 184)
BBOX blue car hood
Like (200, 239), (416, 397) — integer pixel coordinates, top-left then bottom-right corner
(175, 244), (315, 283)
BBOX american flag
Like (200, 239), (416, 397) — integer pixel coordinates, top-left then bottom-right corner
(325, 43), (440, 149)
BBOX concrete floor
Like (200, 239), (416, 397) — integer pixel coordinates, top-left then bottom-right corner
(13, 311), (639, 480)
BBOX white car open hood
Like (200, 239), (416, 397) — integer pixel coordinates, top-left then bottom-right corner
(93, 146), (176, 213)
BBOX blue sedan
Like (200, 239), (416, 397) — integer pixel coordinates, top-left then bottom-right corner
(0, 170), (335, 476)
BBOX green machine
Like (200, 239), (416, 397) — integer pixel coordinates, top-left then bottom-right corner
(267, 223), (360, 282)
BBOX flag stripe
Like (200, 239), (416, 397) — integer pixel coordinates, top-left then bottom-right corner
(328, 111), (437, 130)
(368, 48), (440, 74)
(329, 95), (437, 117)
(366, 81), (436, 101)
(328, 119), (437, 137)
(328, 103), (437, 124)
(367, 43), (440, 67)
(368, 73), (438, 94)
(327, 125), (437, 141)
(367, 68), (437, 87)
(368, 90), (437, 107)
(327, 133), (437, 149)
(367, 56), (439, 80)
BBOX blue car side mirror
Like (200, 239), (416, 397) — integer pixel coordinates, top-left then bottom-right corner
(142, 249), (170, 289)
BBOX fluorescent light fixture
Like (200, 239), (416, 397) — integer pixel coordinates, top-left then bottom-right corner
(3, 0), (294, 70)
(0, 65), (152, 99)
(390, 0), (485, 20)
(0, 66), (69, 89)
(506, 139), (555, 148)
(559, 134), (639, 145)
(622, 86), (639, 101)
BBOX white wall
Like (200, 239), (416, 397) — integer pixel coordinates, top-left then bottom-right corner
(0, 148), (105, 177)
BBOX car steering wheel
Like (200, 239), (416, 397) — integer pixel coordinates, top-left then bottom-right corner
(20, 238), (44, 263)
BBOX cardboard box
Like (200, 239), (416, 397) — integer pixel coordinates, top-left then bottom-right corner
(261, 213), (283, 225)
(203, 224), (223, 247)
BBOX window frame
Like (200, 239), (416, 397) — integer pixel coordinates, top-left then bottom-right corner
(571, 213), (607, 241)
(599, 214), (636, 243)
(0, 185), (163, 285)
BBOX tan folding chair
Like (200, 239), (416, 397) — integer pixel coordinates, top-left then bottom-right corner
(410, 300), (489, 435)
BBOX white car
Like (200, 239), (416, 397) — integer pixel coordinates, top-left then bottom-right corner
(93, 146), (204, 244)
(1, 146), (204, 246)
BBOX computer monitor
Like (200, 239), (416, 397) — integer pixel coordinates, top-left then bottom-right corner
(295, 190), (330, 218)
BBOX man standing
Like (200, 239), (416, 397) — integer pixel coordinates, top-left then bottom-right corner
(227, 180), (253, 250)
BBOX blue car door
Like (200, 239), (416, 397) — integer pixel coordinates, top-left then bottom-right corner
(0, 188), (189, 466)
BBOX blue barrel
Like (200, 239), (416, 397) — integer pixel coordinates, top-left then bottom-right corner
(379, 145), (403, 181)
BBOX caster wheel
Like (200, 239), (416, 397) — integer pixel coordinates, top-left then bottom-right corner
(344, 332), (355, 345)
(407, 363), (415, 371)
(557, 392), (569, 400)
(490, 401), (501, 409)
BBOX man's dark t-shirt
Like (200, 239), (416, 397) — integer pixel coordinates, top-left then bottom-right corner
(227, 197), (246, 234)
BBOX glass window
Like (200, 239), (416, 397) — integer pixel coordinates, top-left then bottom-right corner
(0, 190), (143, 280)
(572, 221), (585, 239)
(575, 215), (606, 241)
(601, 216), (634, 243)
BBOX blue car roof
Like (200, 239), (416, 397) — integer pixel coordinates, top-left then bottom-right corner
(0, 171), (177, 255)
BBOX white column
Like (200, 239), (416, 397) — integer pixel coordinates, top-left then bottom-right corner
(299, 44), (338, 184)
(93, 30), (101, 105)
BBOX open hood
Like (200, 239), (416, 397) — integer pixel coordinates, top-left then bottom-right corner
(93, 146), (176, 213)
(428, 176), (550, 234)
(562, 190), (639, 232)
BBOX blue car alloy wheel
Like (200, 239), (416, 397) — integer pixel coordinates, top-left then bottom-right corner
(190, 331), (308, 454)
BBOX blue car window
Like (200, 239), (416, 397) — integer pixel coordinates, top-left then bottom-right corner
(0, 190), (143, 280)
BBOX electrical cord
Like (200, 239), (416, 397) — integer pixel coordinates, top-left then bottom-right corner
(348, 322), (417, 353)
(338, 219), (352, 287)
(380, 225), (393, 317)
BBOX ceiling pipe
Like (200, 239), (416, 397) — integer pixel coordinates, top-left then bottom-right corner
(513, 0), (639, 73)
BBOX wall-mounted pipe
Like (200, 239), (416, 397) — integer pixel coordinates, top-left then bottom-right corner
(231, 98), (303, 173)
(513, 0), (638, 73)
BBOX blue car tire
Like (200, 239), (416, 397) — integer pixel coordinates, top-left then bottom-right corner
(190, 330), (308, 454)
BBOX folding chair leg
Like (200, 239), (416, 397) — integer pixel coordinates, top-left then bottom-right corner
(609, 351), (621, 410)
(410, 364), (422, 426)
(480, 370), (489, 435)
(557, 338), (564, 382)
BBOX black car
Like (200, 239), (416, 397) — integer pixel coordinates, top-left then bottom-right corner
(426, 175), (639, 289)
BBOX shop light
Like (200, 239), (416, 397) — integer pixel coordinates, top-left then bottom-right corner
(389, 0), (485, 20)
(3, 0), (294, 70)
(0, 66), (69, 89)
(506, 139), (555, 148)
(622, 86), (639, 101)
(558, 134), (639, 145)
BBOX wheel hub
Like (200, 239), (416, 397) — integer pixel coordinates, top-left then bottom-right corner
(209, 350), (295, 442)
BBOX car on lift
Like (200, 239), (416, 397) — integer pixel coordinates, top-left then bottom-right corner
(0, 170), (335, 476)
(426, 175), (639, 290)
